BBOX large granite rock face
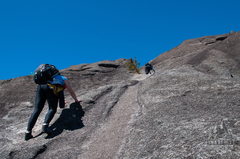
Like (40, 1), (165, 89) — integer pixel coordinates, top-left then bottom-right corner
(1, 31), (240, 158)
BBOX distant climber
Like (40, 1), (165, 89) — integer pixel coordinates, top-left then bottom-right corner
(25, 64), (81, 141)
(145, 63), (155, 74)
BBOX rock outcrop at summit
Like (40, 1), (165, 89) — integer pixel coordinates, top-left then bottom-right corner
(1, 31), (240, 158)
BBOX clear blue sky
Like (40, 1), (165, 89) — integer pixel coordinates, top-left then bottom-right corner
(0, 0), (239, 80)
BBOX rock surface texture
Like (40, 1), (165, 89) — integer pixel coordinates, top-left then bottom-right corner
(1, 31), (240, 158)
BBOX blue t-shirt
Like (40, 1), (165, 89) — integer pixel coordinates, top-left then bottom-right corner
(48, 75), (67, 86)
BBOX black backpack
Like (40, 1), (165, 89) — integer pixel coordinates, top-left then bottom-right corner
(33, 64), (59, 84)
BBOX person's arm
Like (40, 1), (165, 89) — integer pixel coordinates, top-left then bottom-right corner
(64, 80), (81, 103)
(152, 67), (155, 73)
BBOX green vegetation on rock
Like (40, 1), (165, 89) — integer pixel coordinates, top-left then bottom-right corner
(126, 57), (140, 74)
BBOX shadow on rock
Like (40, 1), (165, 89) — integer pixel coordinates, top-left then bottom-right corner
(47, 102), (85, 138)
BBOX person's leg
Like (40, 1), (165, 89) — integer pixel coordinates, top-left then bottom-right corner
(44, 85), (58, 124)
(27, 85), (46, 131)
(42, 84), (58, 134)
(25, 85), (46, 140)
(145, 67), (148, 74)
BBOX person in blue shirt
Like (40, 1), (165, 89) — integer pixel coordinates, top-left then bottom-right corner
(25, 74), (81, 140)
(145, 63), (155, 74)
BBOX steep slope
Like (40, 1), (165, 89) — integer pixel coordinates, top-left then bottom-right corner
(1, 31), (240, 158)
(0, 59), (138, 158)
(123, 31), (240, 158)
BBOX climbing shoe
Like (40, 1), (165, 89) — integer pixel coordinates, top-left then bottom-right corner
(25, 132), (33, 141)
(42, 124), (53, 134)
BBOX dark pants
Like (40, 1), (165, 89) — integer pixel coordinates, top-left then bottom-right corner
(145, 66), (151, 74)
(27, 84), (58, 131)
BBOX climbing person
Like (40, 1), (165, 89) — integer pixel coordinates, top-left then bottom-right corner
(25, 64), (81, 141)
(145, 62), (155, 74)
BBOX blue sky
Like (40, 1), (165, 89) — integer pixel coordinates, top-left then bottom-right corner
(0, 0), (239, 80)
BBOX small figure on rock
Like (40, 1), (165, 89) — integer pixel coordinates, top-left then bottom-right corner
(25, 64), (81, 141)
(145, 63), (155, 75)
